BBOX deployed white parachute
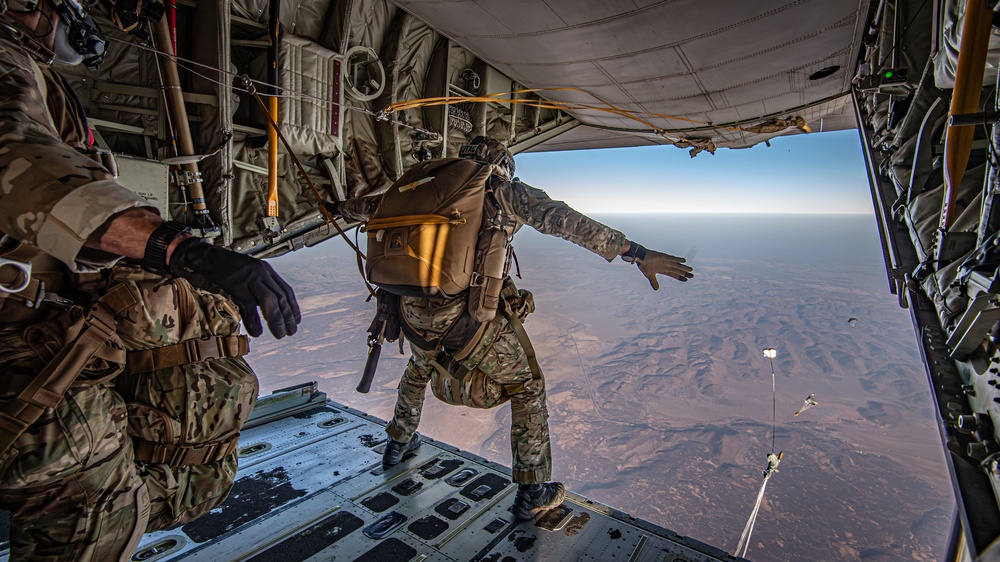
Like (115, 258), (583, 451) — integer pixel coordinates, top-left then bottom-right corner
(795, 395), (818, 416)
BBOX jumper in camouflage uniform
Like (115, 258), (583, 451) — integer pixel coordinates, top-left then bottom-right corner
(0, 31), (257, 561)
(339, 174), (626, 484)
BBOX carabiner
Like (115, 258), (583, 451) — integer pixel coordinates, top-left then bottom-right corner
(0, 257), (31, 294)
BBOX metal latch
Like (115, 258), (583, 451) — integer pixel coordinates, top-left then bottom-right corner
(0, 257), (31, 294)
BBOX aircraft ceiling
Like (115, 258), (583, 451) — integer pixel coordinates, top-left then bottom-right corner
(392, 0), (871, 152)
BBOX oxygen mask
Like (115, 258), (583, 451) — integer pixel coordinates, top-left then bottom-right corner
(51, 0), (106, 69)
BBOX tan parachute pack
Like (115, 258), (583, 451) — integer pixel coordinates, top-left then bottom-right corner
(364, 158), (515, 322)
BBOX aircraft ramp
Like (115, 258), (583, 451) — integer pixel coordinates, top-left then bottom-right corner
(0, 383), (747, 562)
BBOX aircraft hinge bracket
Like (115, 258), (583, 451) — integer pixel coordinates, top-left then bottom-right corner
(172, 169), (203, 187)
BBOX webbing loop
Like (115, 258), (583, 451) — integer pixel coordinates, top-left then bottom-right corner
(132, 433), (240, 467)
(125, 335), (250, 374)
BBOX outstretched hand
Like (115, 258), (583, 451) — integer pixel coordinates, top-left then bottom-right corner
(637, 249), (694, 290)
(168, 238), (302, 338)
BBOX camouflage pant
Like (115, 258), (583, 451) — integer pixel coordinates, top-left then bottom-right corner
(0, 329), (149, 562)
(386, 315), (552, 484)
(0, 337), (254, 561)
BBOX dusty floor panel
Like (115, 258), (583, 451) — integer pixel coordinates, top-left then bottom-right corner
(0, 386), (745, 561)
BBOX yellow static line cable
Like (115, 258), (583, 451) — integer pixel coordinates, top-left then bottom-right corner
(244, 76), (375, 296)
(385, 87), (752, 136)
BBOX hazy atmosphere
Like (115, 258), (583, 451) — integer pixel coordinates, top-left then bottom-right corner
(249, 209), (953, 561)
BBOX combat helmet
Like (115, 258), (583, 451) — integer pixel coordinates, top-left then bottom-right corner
(458, 136), (515, 179)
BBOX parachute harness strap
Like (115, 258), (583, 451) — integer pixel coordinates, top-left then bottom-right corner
(242, 75), (374, 297)
(0, 282), (139, 462)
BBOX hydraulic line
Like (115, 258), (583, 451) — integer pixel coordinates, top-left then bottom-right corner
(384, 87), (804, 142)
(153, 17), (219, 235)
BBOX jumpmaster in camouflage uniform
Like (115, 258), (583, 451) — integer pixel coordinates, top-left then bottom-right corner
(340, 171), (626, 484)
(0, 33), (257, 561)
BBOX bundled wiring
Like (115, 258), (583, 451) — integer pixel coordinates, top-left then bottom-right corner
(105, 35), (440, 139)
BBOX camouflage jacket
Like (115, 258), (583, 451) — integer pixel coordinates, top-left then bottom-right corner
(0, 34), (153, 273)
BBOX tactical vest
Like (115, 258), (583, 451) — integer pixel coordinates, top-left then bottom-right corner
(364, 158), (516, 323)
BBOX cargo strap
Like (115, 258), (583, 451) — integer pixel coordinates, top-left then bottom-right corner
(125, 334), (250, 375)
(132, 433), (240, 467)
(365, 214), (467, 233)
(495, 299), (542, 396)
(0, 282), (140, 459)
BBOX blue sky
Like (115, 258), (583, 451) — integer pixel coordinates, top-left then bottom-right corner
(514, 129), (871, 215)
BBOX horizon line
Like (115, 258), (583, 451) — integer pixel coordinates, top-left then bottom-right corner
(583, 211), (874, 216)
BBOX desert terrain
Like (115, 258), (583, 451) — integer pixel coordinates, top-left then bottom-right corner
(248, 214), (952, 561)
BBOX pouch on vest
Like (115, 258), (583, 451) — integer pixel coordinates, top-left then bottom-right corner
(365, 158), (492, 297)
(468, 174), (516, 322)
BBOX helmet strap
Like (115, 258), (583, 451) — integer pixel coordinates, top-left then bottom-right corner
(0, 7), (55, 64)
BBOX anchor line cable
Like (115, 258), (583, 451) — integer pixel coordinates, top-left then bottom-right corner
(243, 76), (375, 296)
(104, 36), (439, 138)
(106, 36), (794, 144)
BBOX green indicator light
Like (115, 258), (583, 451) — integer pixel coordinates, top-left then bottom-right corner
(884, 70), (894, 78)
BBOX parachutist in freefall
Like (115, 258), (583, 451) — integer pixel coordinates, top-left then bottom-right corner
(795, 394), (819, 416)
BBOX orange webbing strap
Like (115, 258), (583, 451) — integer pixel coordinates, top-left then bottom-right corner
(132, 433), (240, 467)
(125, 335), (250, 375)
(0, 282), (139, 458)
(365, 214), (468, 233)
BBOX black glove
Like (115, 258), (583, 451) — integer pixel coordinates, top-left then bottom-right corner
(622, 241), (694, 290)
(168, 238), (301, 338)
